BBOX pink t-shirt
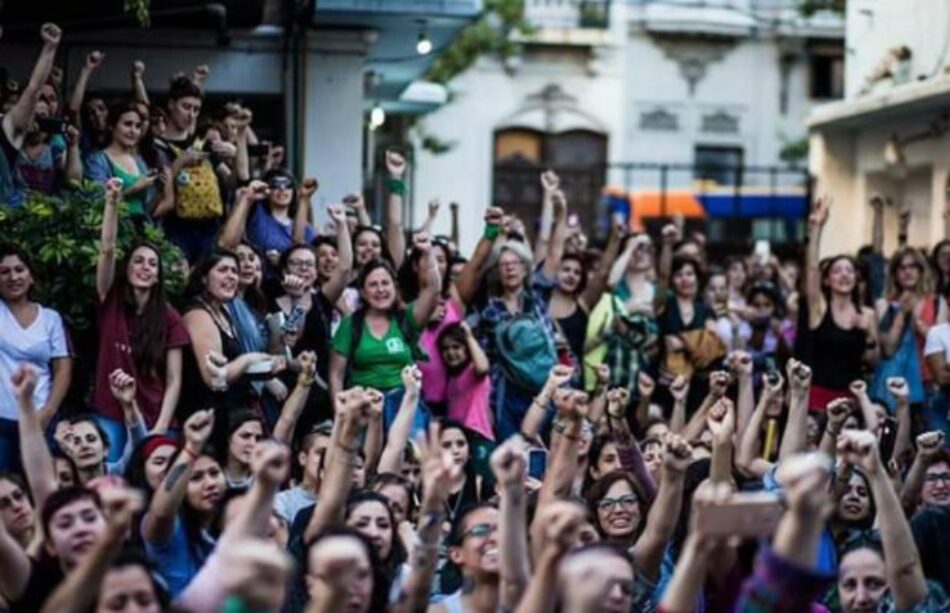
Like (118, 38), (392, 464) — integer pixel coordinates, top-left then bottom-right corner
(446, 364), (493, 441)
(417, 299), (462, 405)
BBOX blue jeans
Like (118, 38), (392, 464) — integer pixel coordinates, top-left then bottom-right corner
(493, 375), (538, 442)
(924, 389), (950, 443)
(382, 387), (430, 441)
(0, 418), (21, 473)
(95, 415), (128, 465)
(162, 217), (220, 263)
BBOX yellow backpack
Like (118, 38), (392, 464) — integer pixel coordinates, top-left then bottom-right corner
(169, 140), (224, 219)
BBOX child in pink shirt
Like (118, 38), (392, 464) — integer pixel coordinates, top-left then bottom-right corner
(438, 321), (494, 476)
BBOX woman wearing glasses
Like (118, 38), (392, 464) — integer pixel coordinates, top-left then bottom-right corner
(218, 171), (319, 270)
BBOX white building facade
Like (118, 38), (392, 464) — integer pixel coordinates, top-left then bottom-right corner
(808, 0), (950, 256)
(413, 0), (843, 253)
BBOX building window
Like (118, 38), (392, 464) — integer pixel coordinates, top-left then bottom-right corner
(694, 145), (744, 185)
(809, 48), (844, 99)
(493, 128), (607, 236)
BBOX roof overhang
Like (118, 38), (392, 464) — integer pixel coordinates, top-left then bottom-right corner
(807, 74), (950, 131)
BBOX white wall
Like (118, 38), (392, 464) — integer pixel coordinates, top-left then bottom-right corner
(844, 0), (950, 97)
(412, 49), (626, 253)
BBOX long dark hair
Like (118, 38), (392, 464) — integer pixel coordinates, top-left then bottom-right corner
(931, 239), (950, 299)
(308, 525), (390, 613)
(106, 100), (146, 146)
(115, 240), (169, 378)
(344, 490), (408, 582)
(820, 254), (863, 310)
(184, 248), (239, 302)
(585, 470), (651, 542)
(397, 240), (451, 302)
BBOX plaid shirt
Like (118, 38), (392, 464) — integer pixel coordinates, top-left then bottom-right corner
(471, 270), (557, 370)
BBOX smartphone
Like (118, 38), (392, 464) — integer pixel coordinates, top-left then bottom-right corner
(754, 240), (771, 266)
(527, 448), (547, 481)
(36, 117), (68, 134)
(878, 416), (898, 463)
(247, 144), (269, 156)
(693, 492), (784, 538)
(282, 304), (307, 335)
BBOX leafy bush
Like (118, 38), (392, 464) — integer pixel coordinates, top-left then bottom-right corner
(0, 182), (185, 334)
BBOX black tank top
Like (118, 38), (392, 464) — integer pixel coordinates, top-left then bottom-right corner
(179, 303), (255, 420)
(557, 304), (588, 365)
(811, 307), (867, 391)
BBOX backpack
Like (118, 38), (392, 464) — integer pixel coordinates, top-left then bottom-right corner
(168, 140), (223, 219)
(494, 292), (557, 393)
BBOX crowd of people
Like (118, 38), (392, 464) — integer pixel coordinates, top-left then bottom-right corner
(1, 21), (950, 613)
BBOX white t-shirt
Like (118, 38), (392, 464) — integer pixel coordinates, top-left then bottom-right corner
(925, 322), (950, 362)
(0, 301), (70, 420)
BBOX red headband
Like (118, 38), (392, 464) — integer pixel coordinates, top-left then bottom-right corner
(141, 435), (179, 460)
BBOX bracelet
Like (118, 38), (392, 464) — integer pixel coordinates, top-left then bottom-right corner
(386, 177), (406, 196)
(484, 224), (501, 241)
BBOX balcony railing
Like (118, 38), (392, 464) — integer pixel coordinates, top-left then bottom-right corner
(524, 0), (612, 29)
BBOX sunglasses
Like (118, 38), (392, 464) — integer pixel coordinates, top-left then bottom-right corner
(269, 177), (294, 190)
(462, 522), (498, 540)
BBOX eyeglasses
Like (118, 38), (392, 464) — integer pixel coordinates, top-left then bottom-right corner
(269, 177), (294, 190)
(287, 259), (316, 269)
(462, 522), (498, 540)
(597, 494), (638, 513)
(924, 472), (950, 483)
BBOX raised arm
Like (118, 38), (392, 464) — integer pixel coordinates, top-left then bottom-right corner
(668, 374), (689, 433)
(378, 366), (420, 475)
(392, 423), (456, 613)
(653, 223), (679, 312)
(520, 365), (572, 444)
(273, 352), (316, 444)
(292, 178), (318, 246)
(12, 366), (57, 512)
(731, 351), (755, 439)
(517, 502), (585, 613)
(130, 61), (149, 105)
(606, 387), (658, 503)
(67, 51), (104, 118)
(707, 398), (736, 485)
(320, 205), (353, 304)
(410, 233), (442, 328)
(581, 218), (623, 309)
(839, 430), (928, 610)
(901, 431), (943, 510)
(870, 196), (885, 255)
(681, 371), (729, 444)
(40, 488), (143, 613)
(2, 24), (61, 147)
(778, 359), (811, 462)
(898, 203), (911, 249)
(541, 190), (568, 279)
(806, 196), (831, 329)
(534, 171), (558, 264)
(142, 410), (214, 544)
(96, 179), (123, 302)
(384, 150), (408, 269)
(888, 377), (913, 463)
(362, 389), (384, 474)
(218, 181), (265, 250)
(456, 207), (503, 307)
(304, 389), (370, 544)
(490, 438), (531, 610)
(736, 374), (783, 479)
(819, 397), (851, 458)
(537, 390), (586, 507)
(153, 347), (182, 435)
(631, 433), (691, 582)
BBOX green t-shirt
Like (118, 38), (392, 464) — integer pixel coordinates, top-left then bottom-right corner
(332, 303), (419, 390)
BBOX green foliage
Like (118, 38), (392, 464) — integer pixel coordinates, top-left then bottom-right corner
(0, 182), (185, 333)
(779, 136), (809, 167)
(125, 0), (151, 27)
(425, 0), (534, 85)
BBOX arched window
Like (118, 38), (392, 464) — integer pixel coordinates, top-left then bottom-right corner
(492, 128), (607, 237)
